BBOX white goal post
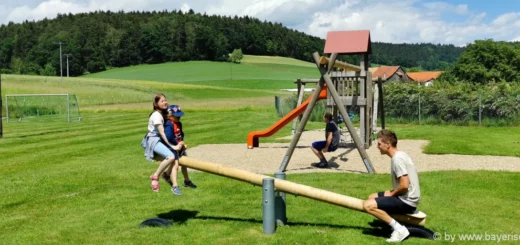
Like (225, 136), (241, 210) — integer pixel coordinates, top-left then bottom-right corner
(5, 94), (81, 123)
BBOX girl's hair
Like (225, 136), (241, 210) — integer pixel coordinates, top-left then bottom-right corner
(150, 93), (167, 118)
(153, 93), (166, 111)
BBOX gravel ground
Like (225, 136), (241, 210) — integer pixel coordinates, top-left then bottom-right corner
(187, 129), (520, 175)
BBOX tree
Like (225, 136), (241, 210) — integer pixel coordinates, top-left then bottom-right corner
(406, 67), (424, 72)
(87, 60), (106, 73)
(21, 62), (41, 75)
(229, 48), (243, 63)
(440, 39), (520, 84)
(39, 63), (56, 76)
(10, 57), (23, 74)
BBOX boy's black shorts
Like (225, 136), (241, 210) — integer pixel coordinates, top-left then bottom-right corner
(375, 191), (416, 214)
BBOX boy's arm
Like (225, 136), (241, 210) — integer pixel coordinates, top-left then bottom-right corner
(323, 132), (332, 152)
(163, 123), (183, 150)
(390, 175), (410, 196)
(389, 158), (410, 196)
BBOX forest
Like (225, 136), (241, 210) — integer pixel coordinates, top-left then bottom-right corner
(0, 10), (465, 76)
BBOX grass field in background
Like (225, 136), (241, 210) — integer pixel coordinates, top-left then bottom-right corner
(1, 75), (287, 110)
(393, 125), (520, 157)
(241, 55), (316, 67)
(1, 110), (519, 244)
(178, 79), (296, 90)
(84, 60), (319, 83)
(2, 54), (520, 244)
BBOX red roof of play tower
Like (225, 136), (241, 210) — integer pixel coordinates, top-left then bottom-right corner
(324, 30), (371, 54)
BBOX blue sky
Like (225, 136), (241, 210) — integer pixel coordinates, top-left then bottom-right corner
(1, 0), (519, 46)
(422, 0), (520, 21)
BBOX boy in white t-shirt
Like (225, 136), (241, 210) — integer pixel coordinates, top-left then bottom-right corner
(363, 130), (421, 243)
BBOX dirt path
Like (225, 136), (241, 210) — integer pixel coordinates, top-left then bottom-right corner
(187, 129), (520, 175)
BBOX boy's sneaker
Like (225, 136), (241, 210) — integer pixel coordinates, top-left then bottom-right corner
(171, 186), (182, 196)
(161, 172), (173, 186)
(316, 161), (329, 168)
(386, 227), (410, 243)
(183, 180), (197, 189)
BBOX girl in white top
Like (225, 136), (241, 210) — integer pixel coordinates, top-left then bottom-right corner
(148, 93), (184, 194)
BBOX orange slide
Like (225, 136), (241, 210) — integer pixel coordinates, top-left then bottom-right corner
(247, 86), (328, 149)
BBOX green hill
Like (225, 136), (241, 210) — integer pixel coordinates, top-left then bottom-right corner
(1, 55), (321, 113)
(83, 55), (320, 89)
(241, 55), (315, 67)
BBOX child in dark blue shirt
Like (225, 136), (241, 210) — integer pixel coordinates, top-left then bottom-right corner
(163, 105), (197, 194)
(311, 112), (340, 168)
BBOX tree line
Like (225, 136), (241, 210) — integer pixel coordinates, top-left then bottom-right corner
(0, 10), (465, 76)
(439, 39), (520, 84)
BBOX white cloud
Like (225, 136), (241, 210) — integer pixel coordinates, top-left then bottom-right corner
(180, 3), (191, 13)
(423, 2), (469, 16)
(301, 0), (520, 46)
(511, 36), (520, 42)
(491, 12), (520, 26)
(1, 0), (520, 46)
(3, 0), (164, 23)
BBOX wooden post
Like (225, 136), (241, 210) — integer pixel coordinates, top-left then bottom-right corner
(359, 55), (367, 147)
(318, 53), (375, 174)
(291, 80), (305, 134)
(372, 78), (379, 131)
(377, 77), (385, 129)
(366, 71), (373, 146)
(278, 62), (330, 172)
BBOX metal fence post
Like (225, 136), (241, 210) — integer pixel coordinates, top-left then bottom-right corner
(479, 94), (482, 126)
(6, 95), (9, 123)
(262, 178), (276, 234)
(274, 96), (281, 117)
(67, 94), (70, 123)
(274, 172), (287, 225)
(418, 93), (421, 124)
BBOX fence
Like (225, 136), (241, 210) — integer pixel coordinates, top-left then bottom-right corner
(276, 91), (520, 127)
(381, 92), (520, 126)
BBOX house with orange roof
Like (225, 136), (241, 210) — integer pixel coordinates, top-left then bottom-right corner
(371, 66), (409, 82)
(407, 71), (443, 86)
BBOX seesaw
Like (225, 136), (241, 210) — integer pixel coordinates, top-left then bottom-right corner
(152, 156), (435, 239)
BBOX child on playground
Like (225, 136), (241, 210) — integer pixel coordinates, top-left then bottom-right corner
(141, 93), (185, 195)
(162, 105), (197, 193)
(311, 112), (341, 168)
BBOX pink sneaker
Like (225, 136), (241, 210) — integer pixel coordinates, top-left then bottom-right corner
(150, 175), (160, 192)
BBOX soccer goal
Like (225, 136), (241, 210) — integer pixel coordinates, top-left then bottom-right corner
(5, 94), (82, 123)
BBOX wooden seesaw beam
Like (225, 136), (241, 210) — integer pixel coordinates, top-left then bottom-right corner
(179, 156), (426, 226)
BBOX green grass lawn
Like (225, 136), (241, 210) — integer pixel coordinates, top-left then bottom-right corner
(1, 75), (286, 110)
(241, 55), (316, 67)
(1, 110), (519, 244)
(178, 79), (297, 90)
(84, 61), (319, 83)
(2, 55), (519, 244)
(393, 124), (520, 157)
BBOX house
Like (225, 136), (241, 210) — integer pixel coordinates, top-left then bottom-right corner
(371, 66), (409, 82)
(407, 71), (442, 86)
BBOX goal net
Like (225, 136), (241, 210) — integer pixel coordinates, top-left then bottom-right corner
(5, 94), (81, 123)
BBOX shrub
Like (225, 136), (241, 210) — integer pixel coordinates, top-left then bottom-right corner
(382, 81), (520, 125)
